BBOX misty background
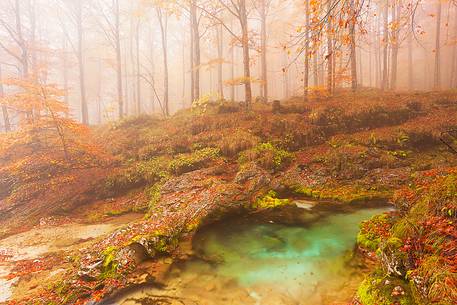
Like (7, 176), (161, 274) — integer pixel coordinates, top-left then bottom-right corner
(0, 0), (456, 127)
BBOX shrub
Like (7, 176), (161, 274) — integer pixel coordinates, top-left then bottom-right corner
(217, 101), (241, 114)
(277, 102), (310, 114)
(217, 130), (259, 157)
(169, 147), (221, 175)
(239, 142), (293, 171)
(406, 100), (422, 112)
(104, 157), (170, 195)
(112, 114), (157, 130)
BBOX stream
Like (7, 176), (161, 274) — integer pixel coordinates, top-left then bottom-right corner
(112, 202), (389, 305)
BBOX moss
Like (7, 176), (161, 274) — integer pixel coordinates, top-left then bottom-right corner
(145, 183), (162, 210)
(105, 210), (126, 217)
(357, 231), (382, 252)
(388, 150), (410, 159)
(100, 246), (119, 279)
(169, 147), (221, 175)
(357, 277), (383, 305)
(131, 230), (180, 255)
(104, 157), (170, 196)
(293, 186), (316, 197)
(293, 184), (391, 204)
(357, 214), (393, 251)
(253, 190), (290, 209)
(239, 142), (293, 171)
(356, 272), (416, 305)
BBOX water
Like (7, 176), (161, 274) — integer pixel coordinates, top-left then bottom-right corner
(113, 204), (389, 305)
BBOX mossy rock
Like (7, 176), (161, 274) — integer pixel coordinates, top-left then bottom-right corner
(100, 246), (119, 279)
(357, 214), (394, 251)
(356, 272), (416, 305)
(169, 147), (221, 175)
(253, 190), (290, 209)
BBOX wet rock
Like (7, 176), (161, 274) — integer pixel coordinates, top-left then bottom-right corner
(116, 243), (150, 267)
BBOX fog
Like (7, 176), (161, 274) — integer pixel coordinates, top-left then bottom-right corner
(0, 0), (456, 126)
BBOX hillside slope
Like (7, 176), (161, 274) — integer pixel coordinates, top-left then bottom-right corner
(1, 90), (456, 304)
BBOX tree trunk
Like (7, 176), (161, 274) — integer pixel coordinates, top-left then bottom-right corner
(434, 0), (442, 89)
(408, 32), (414, 90)
(230, 20), (235, 101)
(240, 0), (252, 107)
(313, 49), (319, 87)
(260, 0), (268, 102)
(123, 38), (129, 115)
(319, 48), (325, 86)
(283, 52), (289, 98)
(375, 13), (381, 88)
(327, 0), (333, 94)
(349, 0), (357, 91)
(62, 37), (69, 112)
(452, 6), (457, 88)
(97, 58), (102, 124)
(182, 32), (186, 108)
(130, 17), (137, 114)
(191, 1), (200, 101)
(157, 9), (169, 116)
(15, 0), (29, 78)
(450, 32), (456, 87)
(217, 24), (224, 100)
(149, 37), (156, 112)
(451, 7), (457, 89)
(114, 0), (124, 119)
(136, 19), (141, 114)
(230, 45), (235, 101)
(76, 0), (88, 124)
(390, 0), (401, 91)
(28, 0), (37, 77)
(190, 16), (194, 104)
(0, 65), (10, 132)
(304, 0), (310, 100)
(369, 22), (373, 87)
(381, 0), (389, 91)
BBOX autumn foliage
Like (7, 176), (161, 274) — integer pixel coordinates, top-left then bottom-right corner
(0, 78), (111, 235)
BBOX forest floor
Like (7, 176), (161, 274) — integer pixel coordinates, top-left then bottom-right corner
(0, 89), (456, 304)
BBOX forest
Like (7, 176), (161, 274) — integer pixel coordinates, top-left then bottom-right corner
(0, 0), (456, 305)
